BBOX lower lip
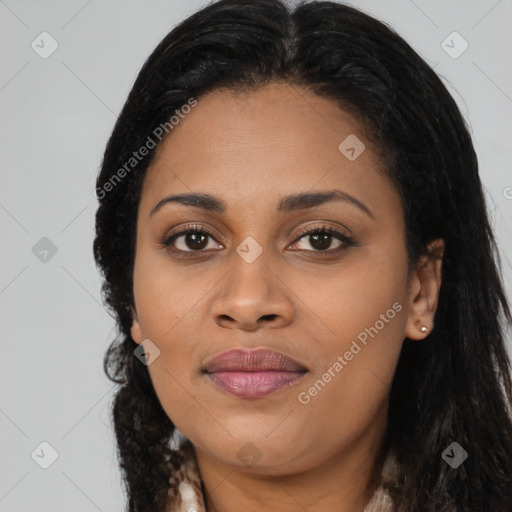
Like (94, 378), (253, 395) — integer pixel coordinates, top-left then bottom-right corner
(206, 371), (306, 398)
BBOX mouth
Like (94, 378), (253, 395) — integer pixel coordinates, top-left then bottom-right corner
(202, 348), (308, 399)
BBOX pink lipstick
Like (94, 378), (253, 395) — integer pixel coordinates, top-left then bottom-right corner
(203, 348), (307, 399)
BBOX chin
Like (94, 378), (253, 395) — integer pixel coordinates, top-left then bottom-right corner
(192, 427), (317, 473)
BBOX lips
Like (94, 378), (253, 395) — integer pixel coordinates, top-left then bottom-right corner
(203, 348), (308, 399)
(203, 348), (308, 373)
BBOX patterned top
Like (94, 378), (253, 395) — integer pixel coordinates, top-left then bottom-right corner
(165, 440), (396, 511)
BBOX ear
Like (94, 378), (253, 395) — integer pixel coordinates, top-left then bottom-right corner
(405, 238), (445, 341)
(130, 305), (143, 345)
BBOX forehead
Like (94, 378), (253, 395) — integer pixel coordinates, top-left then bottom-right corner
(140, 82), (397, 218)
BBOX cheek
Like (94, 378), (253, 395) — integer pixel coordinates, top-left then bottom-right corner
(132, 242), (207, 342)
(291, 249), (407, 342)
(291, 258), (407, 439)
(132, 250), (215, 419)
(293, 308), (405, 459)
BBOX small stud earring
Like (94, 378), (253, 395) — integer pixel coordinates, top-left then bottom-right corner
(416, 320), (429, 333)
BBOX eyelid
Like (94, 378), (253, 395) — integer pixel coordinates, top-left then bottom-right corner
(292, 222), (352, 241)
(164, 223), (225, 244)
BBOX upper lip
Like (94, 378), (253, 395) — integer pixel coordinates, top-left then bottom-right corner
(203, 348), (308, 373)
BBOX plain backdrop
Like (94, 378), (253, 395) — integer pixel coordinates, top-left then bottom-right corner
(1, 0), (511, 510)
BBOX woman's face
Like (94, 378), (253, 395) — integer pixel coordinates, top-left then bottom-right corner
(130, 81), (441, 475)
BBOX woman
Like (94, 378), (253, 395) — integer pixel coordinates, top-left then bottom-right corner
(93, 0), (512, 510)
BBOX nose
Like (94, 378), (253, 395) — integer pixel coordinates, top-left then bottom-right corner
(211, 252), (294, 332)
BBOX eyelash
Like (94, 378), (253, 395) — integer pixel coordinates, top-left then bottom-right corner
(159, 223), (355, 258)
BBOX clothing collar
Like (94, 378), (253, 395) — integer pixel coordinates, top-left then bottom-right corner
(165, 441), (396, 512)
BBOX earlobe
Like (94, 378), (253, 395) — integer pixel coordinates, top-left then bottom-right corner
(404, 238), (445, 341)
(130, 306), (143, 345)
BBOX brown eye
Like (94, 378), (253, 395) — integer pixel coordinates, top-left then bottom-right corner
(289, 226), (354, 254)
(305, 232), (339, 251)
(160, 223), (354, 258)
(179, 232), (209, 250)
(160, 225), (223, 254)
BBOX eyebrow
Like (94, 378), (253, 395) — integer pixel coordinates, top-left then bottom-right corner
(149, 189), (374, 219)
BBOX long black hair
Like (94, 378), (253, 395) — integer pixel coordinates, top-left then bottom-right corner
(93, 1), (512, 510)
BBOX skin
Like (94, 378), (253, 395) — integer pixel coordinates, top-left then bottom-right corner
(130, 81), (444, 512)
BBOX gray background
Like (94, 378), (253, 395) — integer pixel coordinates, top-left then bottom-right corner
(1, 0), (511, 510)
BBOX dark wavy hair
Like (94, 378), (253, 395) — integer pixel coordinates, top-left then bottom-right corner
(93, 0), (512, 510)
